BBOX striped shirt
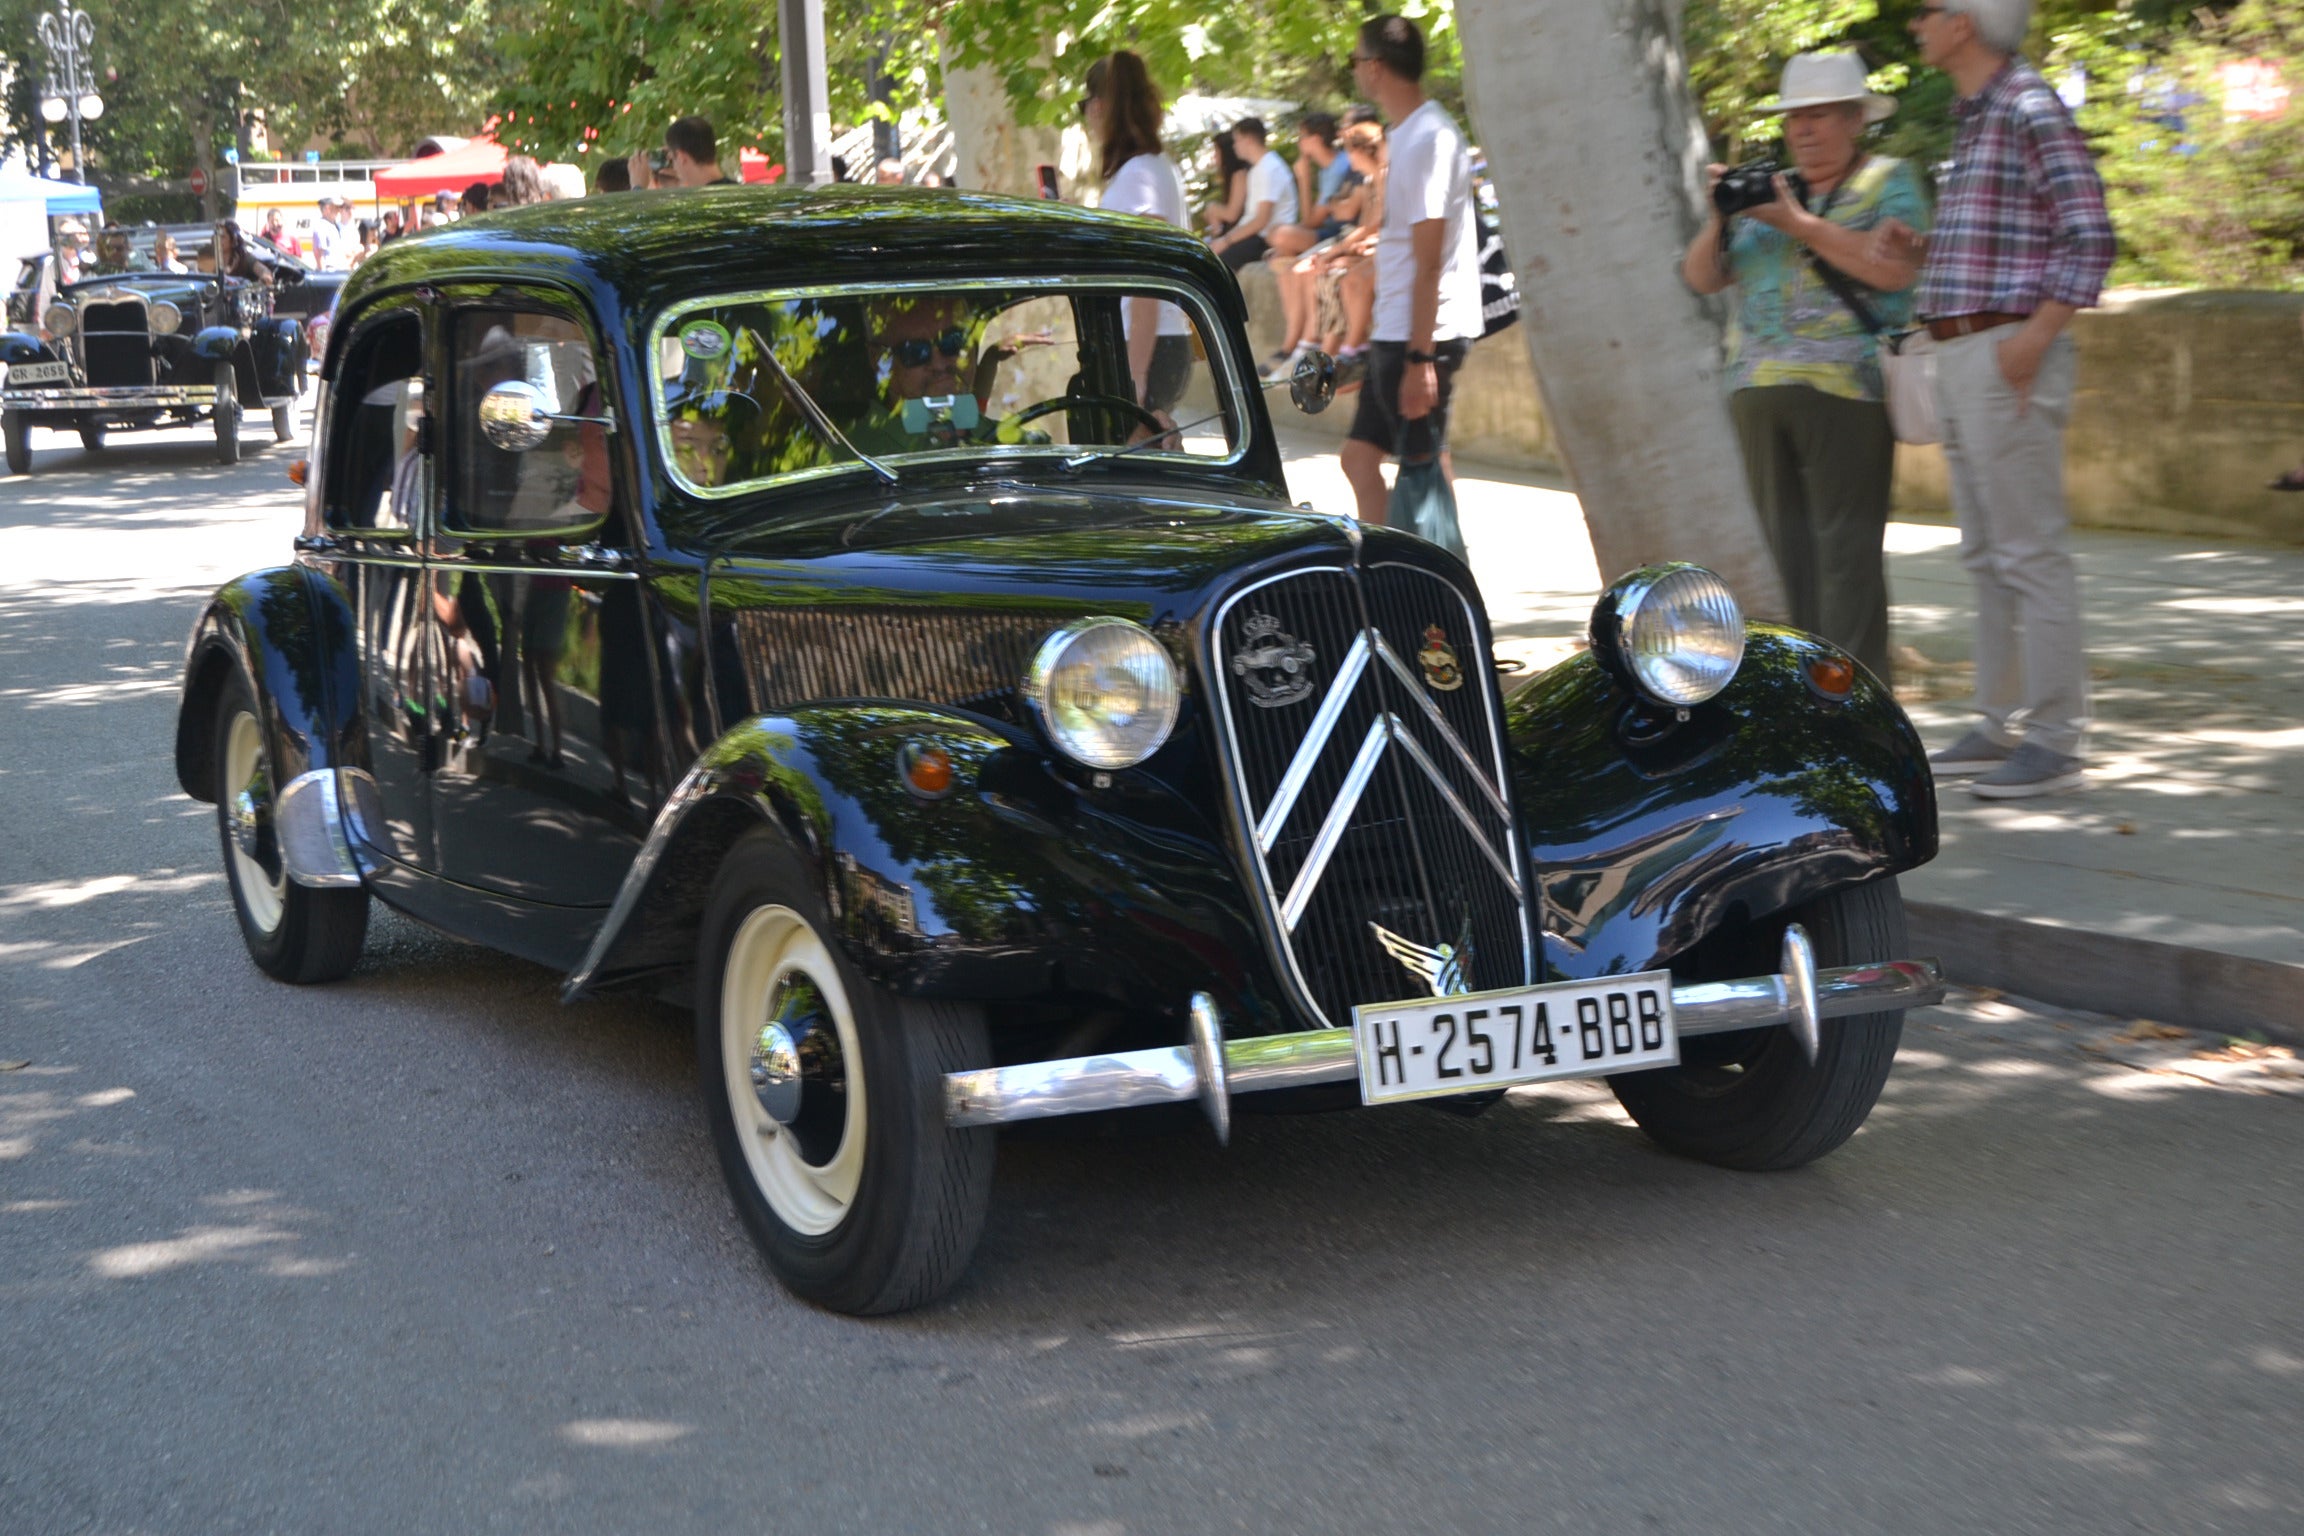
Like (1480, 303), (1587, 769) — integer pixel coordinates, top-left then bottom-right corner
(1916, 58), (2116, 319)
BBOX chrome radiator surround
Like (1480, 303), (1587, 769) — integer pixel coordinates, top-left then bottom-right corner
(1208, 561), (1535, 1034)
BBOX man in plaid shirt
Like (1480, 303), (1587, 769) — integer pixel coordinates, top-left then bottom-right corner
(1871, 0), (2115, 799)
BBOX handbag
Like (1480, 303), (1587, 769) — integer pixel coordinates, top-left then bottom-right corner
(1389, 420), (1467, 561)
(1807, 252), (1940, 446)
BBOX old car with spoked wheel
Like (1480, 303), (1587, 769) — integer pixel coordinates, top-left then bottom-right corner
(173, 188), (1944, 1314)
(2, 230), (308, 473)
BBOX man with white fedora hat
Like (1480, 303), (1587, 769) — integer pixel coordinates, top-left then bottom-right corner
(1871, 0), (2115, 799)
(1684, 51), (1926, 684)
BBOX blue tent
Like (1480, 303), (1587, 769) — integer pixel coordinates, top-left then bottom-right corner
(0, 172), (104, 218)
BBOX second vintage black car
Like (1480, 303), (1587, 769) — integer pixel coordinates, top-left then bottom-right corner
(174, 188), (1943, 1313)
(3, 231), (309, 471)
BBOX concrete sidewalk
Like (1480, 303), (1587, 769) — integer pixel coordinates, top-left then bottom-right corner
(1276, 432), (2304, 1038)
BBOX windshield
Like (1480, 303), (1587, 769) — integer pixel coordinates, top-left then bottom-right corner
(650, 279), (1245, 497)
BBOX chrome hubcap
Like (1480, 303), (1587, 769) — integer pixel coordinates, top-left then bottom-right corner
(752, 971), (847, 1166)
(750, 1021), (803, 1125)
(230, 787), (265, 860)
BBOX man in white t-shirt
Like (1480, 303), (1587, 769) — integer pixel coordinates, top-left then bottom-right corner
(1343, 14), (1486, 525)
(1209, 118), (1300, 273)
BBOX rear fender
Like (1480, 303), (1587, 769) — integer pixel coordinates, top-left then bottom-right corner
(567, 705), (1292, 1036)
(176, 567), (358, 804)
(1511, 628), (1937, 979)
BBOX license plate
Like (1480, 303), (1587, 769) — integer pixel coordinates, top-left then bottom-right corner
(1352, 971), (1679, 1104)
(6, 362), (67, 384)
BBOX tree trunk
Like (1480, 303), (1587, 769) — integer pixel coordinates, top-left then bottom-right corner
(1456, 0), (1786, 620)
(189, 113), (219, 225)
(939, 38), (1067, 199)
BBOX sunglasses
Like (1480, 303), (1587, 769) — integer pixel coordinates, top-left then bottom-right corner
(887, 328), (968, 367)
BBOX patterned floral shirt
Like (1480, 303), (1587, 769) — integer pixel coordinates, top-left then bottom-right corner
(1724, 155), (1930, 404)
(1915, 57), (2116, 319)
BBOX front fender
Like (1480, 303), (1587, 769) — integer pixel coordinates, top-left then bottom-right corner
(567, 705), (1295, 1037)
(1, 332), (52, 365)
(1511, 627), (1937, 979)
(175, 567), (358, 804)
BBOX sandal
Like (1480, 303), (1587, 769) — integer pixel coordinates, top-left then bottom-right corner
(2269, 465), (2304, 492)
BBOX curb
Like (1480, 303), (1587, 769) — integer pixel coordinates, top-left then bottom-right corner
(1906, 901), (2304, 1047)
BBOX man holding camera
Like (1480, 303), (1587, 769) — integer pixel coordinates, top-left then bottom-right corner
(1683, 52), (1926, 685)
(1871, 0), (2115, 799)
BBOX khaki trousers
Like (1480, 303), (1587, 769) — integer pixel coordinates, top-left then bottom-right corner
(1933, 329), (2089, 758)
(1730, 385), (1895, 682)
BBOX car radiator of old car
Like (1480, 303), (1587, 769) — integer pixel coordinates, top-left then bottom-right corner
(1211, 561), (1535, 1032)
(81, 299), (158, 389)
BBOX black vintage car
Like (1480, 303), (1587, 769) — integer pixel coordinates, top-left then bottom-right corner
(173, 189), (1944, 1313)
(2, 245), (309, 471)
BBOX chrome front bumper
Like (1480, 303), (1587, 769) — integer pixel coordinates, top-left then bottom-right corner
(944, 927), (1946, 1142)
(1, 385), (219, 410)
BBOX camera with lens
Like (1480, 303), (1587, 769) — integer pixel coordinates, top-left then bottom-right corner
(1713, 160), (1809, 217)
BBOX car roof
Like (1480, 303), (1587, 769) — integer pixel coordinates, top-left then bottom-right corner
(341, 184), (1236, 326)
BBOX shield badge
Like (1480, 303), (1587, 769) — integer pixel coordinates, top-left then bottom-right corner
(1417, 625), (1464, 692)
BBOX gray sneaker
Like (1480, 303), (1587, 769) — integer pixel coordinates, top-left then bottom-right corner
(1929, 729), (2015, 776)
(1970, 742), (2085, 800)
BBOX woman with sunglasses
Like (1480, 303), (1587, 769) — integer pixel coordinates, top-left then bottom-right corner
(1084, 50), (1193, 425)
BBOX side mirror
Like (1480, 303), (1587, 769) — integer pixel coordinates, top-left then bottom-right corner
(478, 379), (553, 453)
(1289, 349), (1337, 415)
(478, 379), (618, 452)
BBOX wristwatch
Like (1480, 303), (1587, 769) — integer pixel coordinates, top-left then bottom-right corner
(1405, 348), (1438, 364)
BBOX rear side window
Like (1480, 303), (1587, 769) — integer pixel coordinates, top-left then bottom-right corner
(324, 312), (426, 536)
(447, 308), (614, 537)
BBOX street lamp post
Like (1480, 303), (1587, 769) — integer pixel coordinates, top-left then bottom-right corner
(37, 0), (105, 186)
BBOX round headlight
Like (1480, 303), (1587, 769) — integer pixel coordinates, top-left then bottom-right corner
(43, 303), (73, 336)
(1596, 563), (1745, 707)
(1025, 618), (1181, 769)
(148, 300), (182, 337)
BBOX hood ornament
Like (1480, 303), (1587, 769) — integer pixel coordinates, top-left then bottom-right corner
(1232, 612), (1317, 709)
(1370, 918), (1475, 998)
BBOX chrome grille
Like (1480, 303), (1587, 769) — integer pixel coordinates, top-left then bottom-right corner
(1212, 563), (1532, 1029)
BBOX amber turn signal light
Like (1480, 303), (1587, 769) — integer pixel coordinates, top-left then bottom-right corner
(287, 459), (309, 486)
(1805, 654), (1856, 700)
(900, 740), (955, 799)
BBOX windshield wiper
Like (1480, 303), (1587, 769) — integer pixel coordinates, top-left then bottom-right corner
(741, 327), (899, 489)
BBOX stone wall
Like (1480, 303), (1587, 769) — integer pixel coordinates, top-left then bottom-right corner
(1238, 265), (2304, 545)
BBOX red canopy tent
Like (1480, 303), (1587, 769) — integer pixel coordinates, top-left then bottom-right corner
(375, 138), (508, 198)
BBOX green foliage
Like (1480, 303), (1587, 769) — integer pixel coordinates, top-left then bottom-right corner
(2052, 0), (2304, 287)
(490, 0), (943, 164)
(1684, 0), (2301, 288)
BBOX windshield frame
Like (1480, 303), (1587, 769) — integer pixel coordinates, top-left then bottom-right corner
(645, 273), (1253, 502)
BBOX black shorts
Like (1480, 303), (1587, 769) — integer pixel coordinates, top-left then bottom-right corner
(1220, 234), (1270, 271)
(1346, 339), (1470, 458)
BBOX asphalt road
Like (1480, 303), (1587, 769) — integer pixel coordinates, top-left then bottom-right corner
(4, 421), (2300, 1535)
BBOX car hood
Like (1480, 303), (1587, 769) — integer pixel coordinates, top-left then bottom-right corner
(690, 483), (1356, 622)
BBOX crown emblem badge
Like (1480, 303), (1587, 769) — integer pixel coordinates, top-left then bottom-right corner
(1418, 625), (1464, 693)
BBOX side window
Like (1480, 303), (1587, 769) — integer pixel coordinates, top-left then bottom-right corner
(324, 312), (426, 536)
(448, 308), (616, 538)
